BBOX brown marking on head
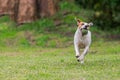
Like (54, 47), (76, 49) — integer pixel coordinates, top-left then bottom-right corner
(77, 19), (84, 28)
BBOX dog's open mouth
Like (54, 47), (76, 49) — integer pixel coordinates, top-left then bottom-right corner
(83, 27), (88, 30)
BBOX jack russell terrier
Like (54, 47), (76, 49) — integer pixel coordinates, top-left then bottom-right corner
(74, 18), (93, 64)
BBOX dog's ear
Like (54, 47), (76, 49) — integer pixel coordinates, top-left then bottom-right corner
(74, 17), (81, 23)
(77, 19), (81, 23)
(77, 19), (81, 26)
(75, 17), (81, 27)
(88, 22), (93, 26)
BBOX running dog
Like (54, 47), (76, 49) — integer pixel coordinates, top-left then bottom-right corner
(74, 18), (93, 64)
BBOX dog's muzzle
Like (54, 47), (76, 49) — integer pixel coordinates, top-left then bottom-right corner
(84, 25), (89, 30)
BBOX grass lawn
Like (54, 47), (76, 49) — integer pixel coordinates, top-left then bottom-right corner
(0, 41), (120, 80)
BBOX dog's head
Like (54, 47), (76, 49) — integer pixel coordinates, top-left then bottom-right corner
(75, 18), (93, 30)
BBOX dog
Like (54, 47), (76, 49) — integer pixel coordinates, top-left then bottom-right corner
(74, 18), (93, 64)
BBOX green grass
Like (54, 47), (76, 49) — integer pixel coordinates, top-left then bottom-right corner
(0, 41), (120, 80)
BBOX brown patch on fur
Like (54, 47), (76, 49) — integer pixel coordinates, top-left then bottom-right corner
(77, 20), (84, 28)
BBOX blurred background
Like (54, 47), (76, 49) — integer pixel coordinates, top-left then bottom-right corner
(0, 0), (120, 48)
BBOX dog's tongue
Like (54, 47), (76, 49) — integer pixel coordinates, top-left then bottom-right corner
(82, 29), (88, 35)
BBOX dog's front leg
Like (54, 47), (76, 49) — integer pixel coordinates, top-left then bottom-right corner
(79, 46), (89, 63)
(74, 43), (80, 61)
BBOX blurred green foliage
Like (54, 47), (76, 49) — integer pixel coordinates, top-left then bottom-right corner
(75, 0), (120, 30)
(36, 35), (49, 47)
(0, 1), (119, 48)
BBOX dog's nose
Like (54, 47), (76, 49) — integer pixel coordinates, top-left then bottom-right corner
(84, 25), (89, 29)
(85, 25), (88, 28)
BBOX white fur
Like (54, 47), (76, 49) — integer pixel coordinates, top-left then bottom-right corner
(74, 27), (91, 64)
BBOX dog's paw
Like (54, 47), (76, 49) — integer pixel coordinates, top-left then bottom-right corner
(79, 55), (85, 64)
(79, 55), (84, 61)
(80, 60), (84, 64)
(77, 58), (84, 64)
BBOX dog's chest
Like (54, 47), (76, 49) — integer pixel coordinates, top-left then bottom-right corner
(79, 36), (87, 48)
